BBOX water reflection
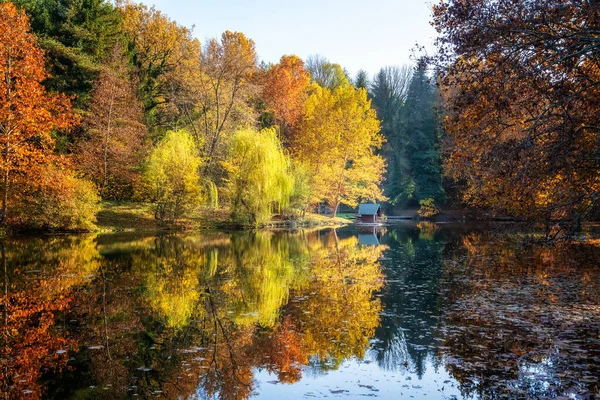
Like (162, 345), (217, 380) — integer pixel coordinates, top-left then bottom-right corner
(1, 224), (599, 399)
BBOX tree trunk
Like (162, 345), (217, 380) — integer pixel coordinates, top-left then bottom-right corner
(101, 96), (115, 198)
(1, 53), (11, 225)
(331, 201), (339, 218)
(0, 164), (8, 225)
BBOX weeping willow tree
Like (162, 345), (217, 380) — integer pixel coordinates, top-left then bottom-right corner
(224, 128), (293, 226)
(221, 232), (309, 327)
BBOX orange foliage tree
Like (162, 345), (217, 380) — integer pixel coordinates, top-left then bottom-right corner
(263, 55), (310, 142)
(76, 44), (147, 200)
(0, 2), (76, 224)
(432, 0), (600, 236)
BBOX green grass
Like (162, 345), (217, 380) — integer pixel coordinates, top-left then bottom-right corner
(335, 213), (358, 220)
(96, 201), (351, 232)
(96, 201), (159, 232)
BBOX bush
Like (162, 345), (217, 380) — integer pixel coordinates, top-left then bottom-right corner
(142, 129), (203, 223)
(418, 197), (440, 218)
(11, 166), (100, 231)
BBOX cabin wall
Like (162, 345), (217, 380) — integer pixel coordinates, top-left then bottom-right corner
(361, 215), (377, 223)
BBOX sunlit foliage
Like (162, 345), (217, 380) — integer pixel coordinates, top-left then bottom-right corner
(199, 31), (258, 178)
(432, 0), (600, 235)
(224, 128), (293, 226)
(263, 54), (310, 141)
(294, 84), (386, 216)
(142, 129), (203, 222)
(0, 3), (100, 230)
(120, 0), (201, 129)
(305, 54), (350, 90)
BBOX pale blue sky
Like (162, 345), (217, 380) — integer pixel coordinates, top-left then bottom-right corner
(139, 0), (437, 79)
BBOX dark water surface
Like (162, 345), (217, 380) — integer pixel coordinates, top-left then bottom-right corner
(1, 223), (599, 399)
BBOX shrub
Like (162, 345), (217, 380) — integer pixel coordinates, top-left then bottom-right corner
(11, 166), (100, 231)
(418, 197), (440, 218)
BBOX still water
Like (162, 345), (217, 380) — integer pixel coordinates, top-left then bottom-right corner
(1, 223), (599, 399)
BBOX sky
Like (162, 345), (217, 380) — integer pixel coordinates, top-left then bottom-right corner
(138, 0), (438, 79)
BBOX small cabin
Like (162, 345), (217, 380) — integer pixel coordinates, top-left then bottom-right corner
(358, 203), (381, 224)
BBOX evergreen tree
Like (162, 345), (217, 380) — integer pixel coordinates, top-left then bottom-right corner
(402, 59), (445, 203)
(354, 69), (369, 90)
(12, 0), (122, 106)
(369, 65), (413, 205)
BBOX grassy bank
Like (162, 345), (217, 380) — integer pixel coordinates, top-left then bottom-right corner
(95, 201), (350, 233)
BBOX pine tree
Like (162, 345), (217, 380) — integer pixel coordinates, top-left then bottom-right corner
(369, 66), (413, 205)
(402, 59), (445, 203)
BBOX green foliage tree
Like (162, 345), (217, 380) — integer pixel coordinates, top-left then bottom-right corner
(142, 129), (203, 222)
(354, 69), (369, 90)
(12, 0), (122, 105)
(369, 65), (413, 204)
(402, 60), (445, 203)
(224, 128), (293, 226)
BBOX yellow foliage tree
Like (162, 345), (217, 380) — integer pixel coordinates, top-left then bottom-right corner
(142, 129), (203, 222)
(199, 31), (258, 177)
(294, 84), (386, 216)
(119, 0), (201, 127)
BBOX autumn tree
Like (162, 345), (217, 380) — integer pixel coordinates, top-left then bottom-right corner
(305, 54), (350, 90)
(198, 31), (258, 178)
(305, 55), (350, 90)
(294, 84), (386, 216)
(76, 44), (147, 200)
(142, 129), (203, 222)
(0, 2), (93, 228)
(224, 128), (293, 226)
(120, 0), (201, 131)
(262, 54), (310, 142)
(432, 0), (600, 235)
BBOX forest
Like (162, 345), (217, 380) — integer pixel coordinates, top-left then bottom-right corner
(0, 0), (598, 237)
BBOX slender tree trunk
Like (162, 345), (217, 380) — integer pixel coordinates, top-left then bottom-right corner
(331, 200), (339, 218)
(0, 164), (9, 225)
(1, 53), (12, 225)
(1, 240), (7, 399)
(101, 96), (115, 198)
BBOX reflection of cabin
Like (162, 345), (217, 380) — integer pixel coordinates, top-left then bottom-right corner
(358, 203), (381, 224)
(358, 226), (382, 246)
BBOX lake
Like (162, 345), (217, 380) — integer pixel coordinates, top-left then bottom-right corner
(1, 223), (599, 399)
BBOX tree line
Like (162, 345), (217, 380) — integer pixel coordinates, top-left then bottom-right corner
(1, 0), (418, 230)
(2, 0), (595, 234)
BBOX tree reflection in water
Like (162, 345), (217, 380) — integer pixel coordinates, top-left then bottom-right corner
(1, 225), (599, 399)
(439, 233), (600, 399)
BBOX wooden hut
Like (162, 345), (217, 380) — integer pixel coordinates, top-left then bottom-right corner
(358, 203), (381, 224)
